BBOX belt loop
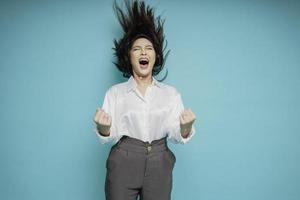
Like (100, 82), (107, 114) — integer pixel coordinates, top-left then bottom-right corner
(116, 135), (125, 146)
(164, 136), (168, 149)
(117, 139), (121, 146)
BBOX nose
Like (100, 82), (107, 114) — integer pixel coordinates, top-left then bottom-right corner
(140, 48), (146, 55)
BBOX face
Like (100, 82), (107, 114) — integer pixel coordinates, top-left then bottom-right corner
(129, 37), (156, 79)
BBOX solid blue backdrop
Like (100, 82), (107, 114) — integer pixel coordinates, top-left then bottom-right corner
(1, 0), (299, 199)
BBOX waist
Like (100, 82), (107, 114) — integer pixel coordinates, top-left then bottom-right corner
(115, 135), (168, 154)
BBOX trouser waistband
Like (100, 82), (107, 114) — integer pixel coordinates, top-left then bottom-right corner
(115, 135), (168, 154)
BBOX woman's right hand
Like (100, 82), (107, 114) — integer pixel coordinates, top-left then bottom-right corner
(93, 108), (112, 136)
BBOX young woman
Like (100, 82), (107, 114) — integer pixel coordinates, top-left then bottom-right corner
(93, 1), (196, 199)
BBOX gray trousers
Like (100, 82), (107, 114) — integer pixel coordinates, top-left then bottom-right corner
(105, 135), (176, 200)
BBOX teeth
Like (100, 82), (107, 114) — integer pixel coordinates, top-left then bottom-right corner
(139, 58), (149, 62)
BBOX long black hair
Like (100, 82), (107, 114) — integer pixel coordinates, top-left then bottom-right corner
(112, 0), (170, 80)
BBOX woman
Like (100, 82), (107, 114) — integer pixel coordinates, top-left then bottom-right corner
(93, 0), (196, 199)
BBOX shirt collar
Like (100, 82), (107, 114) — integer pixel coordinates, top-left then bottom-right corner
(126, 75), (162, 92)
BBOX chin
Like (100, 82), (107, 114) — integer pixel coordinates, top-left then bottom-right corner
(133, 64), (153, 78)
(138, 73), (151, 78)
(137, 69), (152, 76)
(135, 70), (152, 77)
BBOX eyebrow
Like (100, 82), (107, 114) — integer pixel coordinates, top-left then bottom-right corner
(132, 44), (154, 48)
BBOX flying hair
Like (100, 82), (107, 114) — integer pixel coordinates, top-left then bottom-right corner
(112, 0), (170, 80)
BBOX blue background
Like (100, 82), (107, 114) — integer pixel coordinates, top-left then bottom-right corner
(1, 0), (299, 199)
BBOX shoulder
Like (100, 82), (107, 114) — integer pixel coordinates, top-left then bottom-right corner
(105, 80), (129, 96)
(158, 81), (181, 97)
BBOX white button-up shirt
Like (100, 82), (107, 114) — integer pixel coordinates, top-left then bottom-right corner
(94, 75), (196, 145)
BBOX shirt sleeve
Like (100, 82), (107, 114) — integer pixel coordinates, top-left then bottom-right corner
(166, 91), (196, 144)
(94, 87), (118, 144)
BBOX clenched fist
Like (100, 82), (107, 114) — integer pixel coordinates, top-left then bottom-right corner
(93, 108), (112, 136)
(180, 108), (196, 138)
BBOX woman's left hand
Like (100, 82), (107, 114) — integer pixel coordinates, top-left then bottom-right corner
(180, 108), (196, 138)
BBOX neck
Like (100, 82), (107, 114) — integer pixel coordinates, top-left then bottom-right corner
(133, 74), (153, 87)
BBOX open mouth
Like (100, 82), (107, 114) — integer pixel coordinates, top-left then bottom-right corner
(139, 58), (149, 69)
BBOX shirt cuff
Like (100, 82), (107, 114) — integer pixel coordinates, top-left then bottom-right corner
(179, 125), (196, 144)
(93, 128), (114, 144)
(167, 124), (196, 145)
